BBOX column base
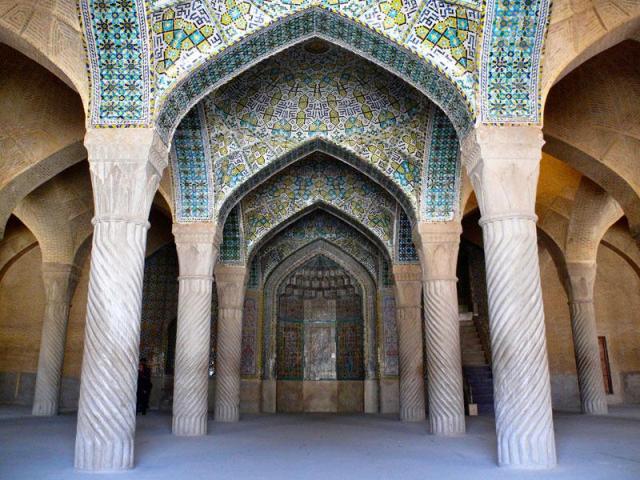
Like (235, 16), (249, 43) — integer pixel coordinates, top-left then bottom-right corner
(215, 405), (239, 422)
(261, 379), (276, 413)
(497, 428), (556, 469)
(172, 414), (208, 436)
(32, 400), (57, 417)
(430, 414), (465, 436)
(74, 435), (134, 471)
(583, 400), (608, 416)
(400, 406), (426, 422)
(364, 379), (378, 414)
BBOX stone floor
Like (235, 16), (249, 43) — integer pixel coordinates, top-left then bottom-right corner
(1, 407), (639, 479)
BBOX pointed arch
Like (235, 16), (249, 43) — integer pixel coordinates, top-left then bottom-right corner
(261, 239), (378, 395)
(154, 9), (474, 141)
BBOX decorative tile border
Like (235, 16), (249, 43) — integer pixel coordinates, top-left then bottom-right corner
(479, 0), (551, 123)
(80, 0), (151, 126)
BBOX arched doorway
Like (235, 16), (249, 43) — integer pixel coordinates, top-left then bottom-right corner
(275, 255), (364, 413)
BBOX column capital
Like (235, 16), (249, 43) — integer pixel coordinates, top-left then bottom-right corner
(215, 264), (248, 309)
(41, 262), (81, 304)
(412, 221), (461, 281)
(461, 125), (544, 220)
(84, 128), (168, 172)
(85, 128), (168, 224)
(392, 264), (422, 308)
(172, 222), (220, 245)
(566, 261), (597, 303)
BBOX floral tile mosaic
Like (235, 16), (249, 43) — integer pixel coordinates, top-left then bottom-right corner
(240, 157), (397, 255)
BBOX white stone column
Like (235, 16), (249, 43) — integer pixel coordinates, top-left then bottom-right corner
(214, 264), (247, 422)
(32, 263), (80, 416)
(566, 262), (608, 415)
(172, 223), (219, 435)
(392, 264), (426, 422)
(74, 129), (167, 471)
(413, 222), (465, 435)
(462, 126), (556, 468)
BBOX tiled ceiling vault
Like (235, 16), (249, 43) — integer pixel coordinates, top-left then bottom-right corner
(80, 0), (551, 129)
(171, 44), (462, 224)
(254, 209), (383, 283)
(240, 156), (397, 256)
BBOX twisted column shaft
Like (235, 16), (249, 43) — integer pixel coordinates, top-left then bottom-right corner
(74, 129), (167, 472)
(32, 263), (79, 416)
(392, 264), (426, 422)
(172, 224), (219, 436)
(463, 126), (556, 468)
(214, 265), (247, 422)
(566, 262), (608, 415)
(414, 222), (465, 435)
(75, 221), (148, 471)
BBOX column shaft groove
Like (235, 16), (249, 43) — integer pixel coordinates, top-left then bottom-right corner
(482, 217), (556, 468)
(423, 279), (465, 435)
(75, 221), (147, 471)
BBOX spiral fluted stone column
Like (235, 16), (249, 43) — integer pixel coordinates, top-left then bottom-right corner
(413, 222), (465, 435)
(392, 264), (426, 422)
(74, 129), (167, 471)
(32, 263), (80, 416)
(172, 223), (220, 435)
(566, 262), (608, 415)
(462, 126), (556, 468)
(214, 264), (247, 422)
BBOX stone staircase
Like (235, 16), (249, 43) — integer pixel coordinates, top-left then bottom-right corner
(459, 313), (494, 415)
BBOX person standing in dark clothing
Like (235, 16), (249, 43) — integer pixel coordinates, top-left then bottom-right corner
(136, 358), (152, 415)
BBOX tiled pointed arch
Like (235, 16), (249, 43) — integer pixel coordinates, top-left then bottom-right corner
(261, 239), (378, 379)
(240, 157), (398, 257)
(79, 1), (551, 128)
(214, 142), (419, 228)
(154, 7), (476, 140)
(249, 208), (389, 282)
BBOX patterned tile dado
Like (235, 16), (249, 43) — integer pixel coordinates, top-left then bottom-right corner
(241, 157), (397, 255)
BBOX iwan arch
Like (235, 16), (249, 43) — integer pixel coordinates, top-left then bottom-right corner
(1, 0), (640, 477)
